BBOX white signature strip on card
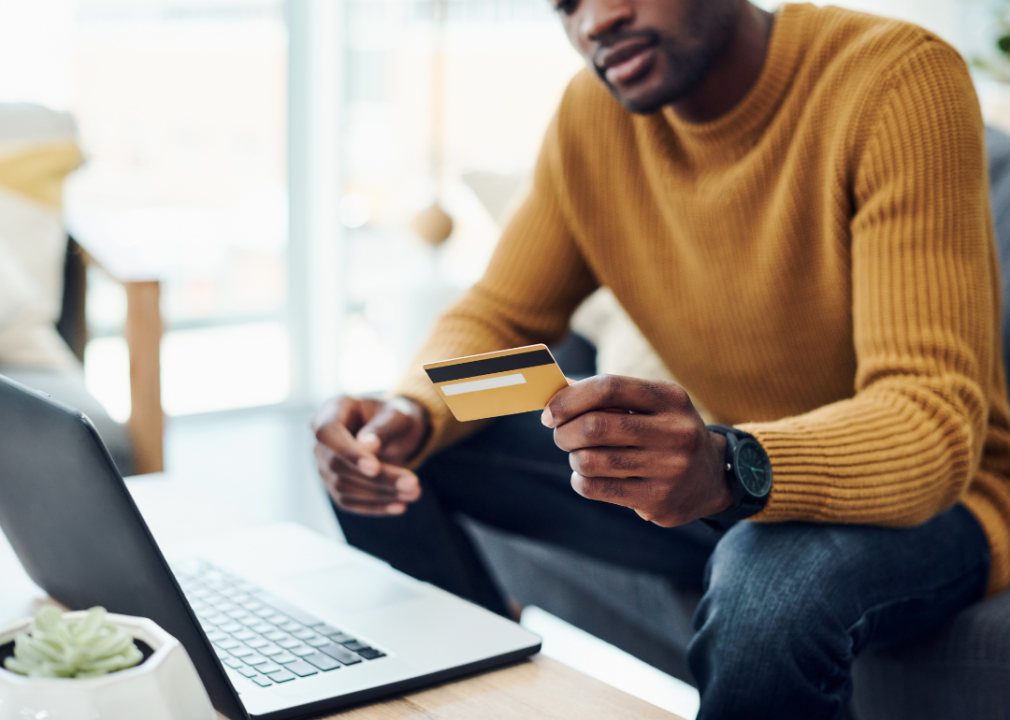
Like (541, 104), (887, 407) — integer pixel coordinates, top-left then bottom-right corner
(440, 373), (527, 396)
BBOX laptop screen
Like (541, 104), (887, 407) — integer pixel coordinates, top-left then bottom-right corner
(0, 374), (247, 720)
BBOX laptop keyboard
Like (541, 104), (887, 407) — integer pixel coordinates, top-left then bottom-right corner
(173, 561), (386, 688)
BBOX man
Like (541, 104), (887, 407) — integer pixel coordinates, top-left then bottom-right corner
(313, 1), (1010, 717)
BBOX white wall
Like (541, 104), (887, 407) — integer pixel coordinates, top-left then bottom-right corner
(0, 0), (77, 108)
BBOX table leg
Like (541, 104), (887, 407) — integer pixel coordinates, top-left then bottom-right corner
(125, 280), (164, 474)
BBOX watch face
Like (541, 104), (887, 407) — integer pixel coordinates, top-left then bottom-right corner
(736, 439), (772, 498)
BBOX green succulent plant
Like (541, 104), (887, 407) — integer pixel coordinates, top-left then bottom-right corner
(3, 606), (143, 679)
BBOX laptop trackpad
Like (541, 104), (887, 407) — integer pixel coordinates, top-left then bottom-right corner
(280, 563), (420, 614)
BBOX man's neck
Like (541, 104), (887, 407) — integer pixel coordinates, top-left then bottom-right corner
(671, 3), (775, 124)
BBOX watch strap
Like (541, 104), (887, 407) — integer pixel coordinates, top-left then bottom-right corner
(706, 424), (757, 443)
(701, 425), (769, 531)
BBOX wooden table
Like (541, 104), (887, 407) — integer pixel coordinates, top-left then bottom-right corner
(0, 474), (682, 720)
(308, 656), (678, 720)
(65, 216), (166, 475)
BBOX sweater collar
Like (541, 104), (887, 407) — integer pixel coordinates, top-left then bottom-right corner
(660, 3), (809, 156)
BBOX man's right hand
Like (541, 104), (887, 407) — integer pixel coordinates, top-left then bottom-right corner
(312, 396), (430, 516)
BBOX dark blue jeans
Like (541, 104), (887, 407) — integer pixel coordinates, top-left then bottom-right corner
(334, 412), (991, 720)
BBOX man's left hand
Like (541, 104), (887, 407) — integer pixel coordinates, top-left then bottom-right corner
(542, 375), (734, 527)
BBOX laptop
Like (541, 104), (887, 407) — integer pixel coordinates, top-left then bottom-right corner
(0, 374), (541, 719)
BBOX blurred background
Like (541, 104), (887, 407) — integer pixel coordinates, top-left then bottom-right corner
(1, 0), (587, 425)
(1, 1), (1009, 716)
(1, 0), (1005, 423)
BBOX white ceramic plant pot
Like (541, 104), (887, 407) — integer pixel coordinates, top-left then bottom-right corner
(0, 611), (216, 720)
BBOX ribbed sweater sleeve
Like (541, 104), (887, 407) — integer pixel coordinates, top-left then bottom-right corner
(392, 112), (599, 462)
(740, 42), (995, 528)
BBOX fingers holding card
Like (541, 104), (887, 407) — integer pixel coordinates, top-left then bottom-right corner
(424, 344), (569, 422)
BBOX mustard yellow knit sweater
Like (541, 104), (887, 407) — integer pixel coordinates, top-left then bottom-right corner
(394, 3), (1010, 595)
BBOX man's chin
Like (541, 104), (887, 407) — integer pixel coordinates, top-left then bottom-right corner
(597, 54), (713, 115)
(610, 83), (678, 115)
(595, 61), (685, 113)
(607, 71), (709, 115)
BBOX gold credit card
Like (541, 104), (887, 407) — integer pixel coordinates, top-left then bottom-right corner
(424, 344), (568, 422)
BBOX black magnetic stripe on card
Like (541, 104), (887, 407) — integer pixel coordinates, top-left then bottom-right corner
(426, 349), (555, 384)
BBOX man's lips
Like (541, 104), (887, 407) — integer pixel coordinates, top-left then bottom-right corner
(595, 38), (657, 86)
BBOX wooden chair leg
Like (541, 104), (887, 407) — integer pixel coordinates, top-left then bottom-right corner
(124, 280), (164, 474)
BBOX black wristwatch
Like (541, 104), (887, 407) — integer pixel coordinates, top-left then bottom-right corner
(701, 425), (773, 530)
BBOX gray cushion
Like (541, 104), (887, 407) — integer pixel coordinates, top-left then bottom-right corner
(465, 518), (699, 683)
(852, 591), (1010, 719)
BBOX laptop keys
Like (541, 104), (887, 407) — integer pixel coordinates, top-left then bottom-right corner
(251, 660), (283, 674)
(318, 644), (361, 666)
(322, 631), (356, 644)
(284, 659), (319, 677)
(267, 668), (296, 683)
(323, 639), (384, 662)
(254, 591), (327, 627)
(303, 652), (341, 671)
(181, 561), (388, 689)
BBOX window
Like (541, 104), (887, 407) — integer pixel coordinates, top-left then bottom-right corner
(336, 0), (582, 394)
(64, 0), (290, 418)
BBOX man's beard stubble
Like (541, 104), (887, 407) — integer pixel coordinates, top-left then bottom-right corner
(600, 0), (739, 115)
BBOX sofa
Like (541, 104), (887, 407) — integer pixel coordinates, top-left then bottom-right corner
(464, 127), (1010, 719)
